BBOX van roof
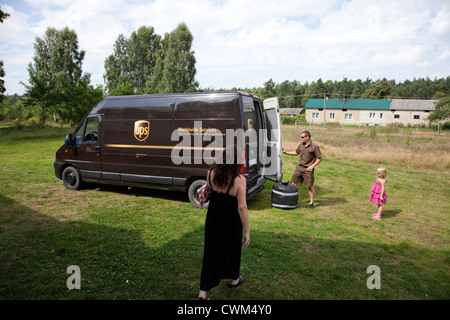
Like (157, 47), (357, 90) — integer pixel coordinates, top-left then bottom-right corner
(90, 91), (259, 114)
(104, 91), (257, 100)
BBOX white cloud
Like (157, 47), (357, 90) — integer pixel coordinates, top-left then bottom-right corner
(0, 4), (36, 45)
(1, 0), (449, 95)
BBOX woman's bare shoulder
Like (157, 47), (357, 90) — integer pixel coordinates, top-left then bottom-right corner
(235, 175), (246, 185)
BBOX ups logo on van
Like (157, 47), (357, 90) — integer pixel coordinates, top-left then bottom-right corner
(134, 120), (150, 142)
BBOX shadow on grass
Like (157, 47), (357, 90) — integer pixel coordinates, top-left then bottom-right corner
(382, 209), (402, 219)
(0, 194), (447, 300)
(84, 183), (190, 203)
(80, 181), (287, 211)
(76, 179), (347, 212)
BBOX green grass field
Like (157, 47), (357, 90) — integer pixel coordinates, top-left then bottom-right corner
(0, 124), (448, 300)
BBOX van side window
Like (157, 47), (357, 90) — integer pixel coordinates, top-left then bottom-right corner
(74, 117), (99, 145)
(243, 97), (255, 131)
(85, 117), (99, 142)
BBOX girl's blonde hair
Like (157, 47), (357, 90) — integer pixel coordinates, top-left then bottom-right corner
(377, 167), (387, 179)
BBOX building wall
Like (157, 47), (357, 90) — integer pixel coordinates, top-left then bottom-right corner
(359, 110), (387, 126)
(385, 110), (431, 126)
(306, 109), (431, 126)
(306, 109), (362, 126)
(304, 99), (437, 126)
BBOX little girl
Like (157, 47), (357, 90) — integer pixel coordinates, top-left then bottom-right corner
(369, 167), (387, 220)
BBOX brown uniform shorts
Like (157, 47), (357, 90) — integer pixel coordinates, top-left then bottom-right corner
(291, 165), (314, 187)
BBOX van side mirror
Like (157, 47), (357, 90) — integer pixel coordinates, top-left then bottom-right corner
(65, 133), (75, 148)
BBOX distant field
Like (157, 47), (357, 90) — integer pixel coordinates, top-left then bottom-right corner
(282, 124), (450, 170)
(0, 124), (448, 300)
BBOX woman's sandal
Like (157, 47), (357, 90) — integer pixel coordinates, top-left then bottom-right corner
(372, 215), (381, 220)
(229, 276), (245, 288)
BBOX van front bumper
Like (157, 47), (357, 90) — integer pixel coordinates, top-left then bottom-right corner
(247, 178), (266, 199)
(54, 162), (65, 180)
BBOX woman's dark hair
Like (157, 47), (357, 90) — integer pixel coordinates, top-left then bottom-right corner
(211, 144), (243, 189)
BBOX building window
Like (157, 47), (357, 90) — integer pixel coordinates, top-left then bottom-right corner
(369, 113), (376, 119)
(380, 113), (383, 119)
(312, 112), (320, 119)
(414, 115), (420, 120)
(329, 113), (335, 120)
(394, 114), (400, 119)
(344, 113), (353, 120)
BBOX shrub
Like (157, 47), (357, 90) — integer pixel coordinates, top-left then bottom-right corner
(369, 127), (377, 139)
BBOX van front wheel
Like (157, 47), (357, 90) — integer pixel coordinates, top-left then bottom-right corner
(188, 179), (209, 209)
(62, 166), (83, 190)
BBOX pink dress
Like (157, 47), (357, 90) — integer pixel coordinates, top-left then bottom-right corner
(369, 180), (387, 205)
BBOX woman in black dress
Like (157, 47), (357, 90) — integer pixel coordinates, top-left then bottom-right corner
(198, 146), (250, 300)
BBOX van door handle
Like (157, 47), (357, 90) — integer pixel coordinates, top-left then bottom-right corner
(95, 146), (101, 155)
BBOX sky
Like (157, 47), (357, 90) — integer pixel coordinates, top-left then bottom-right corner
(1, 0), (449, 95)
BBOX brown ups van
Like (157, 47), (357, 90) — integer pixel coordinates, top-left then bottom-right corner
(54, 91), (282, 207)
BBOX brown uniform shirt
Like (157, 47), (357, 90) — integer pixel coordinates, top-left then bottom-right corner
(295, 140), (322, 167)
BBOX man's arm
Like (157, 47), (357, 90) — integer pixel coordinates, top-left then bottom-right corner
(282, 147), (298, 156)
(306, 157), (322, 172)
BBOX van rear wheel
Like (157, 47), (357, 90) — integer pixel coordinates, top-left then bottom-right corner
(188, 179), (209, 209)
(62, 166), (83, 190)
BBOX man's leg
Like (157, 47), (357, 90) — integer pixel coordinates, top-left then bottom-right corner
(304, 170), (315, 209)
(291, 167), (302, 187)
(308, 185), (315, 205)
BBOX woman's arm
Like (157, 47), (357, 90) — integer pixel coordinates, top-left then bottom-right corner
(236, 176), (250, 249)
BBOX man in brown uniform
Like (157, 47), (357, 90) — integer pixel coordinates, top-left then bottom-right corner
(283, 130), (322, 209)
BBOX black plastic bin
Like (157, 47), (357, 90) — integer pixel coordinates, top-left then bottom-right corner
(272, 180), (298, 209)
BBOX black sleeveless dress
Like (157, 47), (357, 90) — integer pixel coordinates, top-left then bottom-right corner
(200, 171), (243, 291)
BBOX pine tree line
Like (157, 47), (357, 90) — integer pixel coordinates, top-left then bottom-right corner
(222, 77), (450, 109)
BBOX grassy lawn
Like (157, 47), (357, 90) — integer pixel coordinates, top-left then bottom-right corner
(0, 124), (448, 300)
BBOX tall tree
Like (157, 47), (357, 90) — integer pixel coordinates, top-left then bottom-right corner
(0, 9), (10, 102)
(0, 61), (5, 103)
(428, 96), (450, 124)
(363, 78), (391, 99)
(104, 26), (161, 94)
(105, 23), (198, 95)
(67, 77), (104, 124)
(104, 34), (129, 93)
(262, 79), (276, 98)
(0, 9), (10, 23)
(154, 23), (198, 93)
(128, 26), (161, 89)
(21, 72), (56, 125)
(22, 27), (89, 126)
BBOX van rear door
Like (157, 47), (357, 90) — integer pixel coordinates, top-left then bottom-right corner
(242, 95), (262, 191)
(262, 97), (282, 182)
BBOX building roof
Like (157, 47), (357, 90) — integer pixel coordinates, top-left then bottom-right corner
(305, 98), (391, 110)
(280, 108), (303, 115)
(305, 98), (437, 111)
(390, 99), (437, 111)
